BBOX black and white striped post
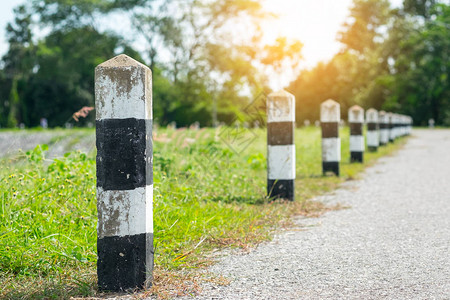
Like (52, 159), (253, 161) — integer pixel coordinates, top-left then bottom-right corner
(267, 90), (295, 201)
(321, 99), (340, 176)
(366, 108), (379, 152)
(393, 114), (399, 140)
(349, 105), (364, 163)
(395, 114), (400, 139)
(95, 54), (153, 291)
(388, 112), (395, 143)
(379, 111), (388, 146)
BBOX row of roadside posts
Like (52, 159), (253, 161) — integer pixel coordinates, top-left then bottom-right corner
(94, 55), (413, 292)
(267, 95), (413, 202)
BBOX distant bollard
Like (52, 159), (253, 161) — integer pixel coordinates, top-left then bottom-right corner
(379, 111), (388, 145)
(366, 108), (379, 152)
(349, 105), (365, 163)
(408, 116), (413, 135)
(388, 113), (395, 143)
(428, 119), (435, 128)
(267, 90), (296, 201)
(321, 99), (340, 176)
(95, 54), (153, 291)
(394, 114), (400, 139)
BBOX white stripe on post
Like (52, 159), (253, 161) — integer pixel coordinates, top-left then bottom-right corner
(95, 54), (153, 292)
(366, 108), (379, 152)
(321, 99), (340, 176)
(348, 105), (364, 163)
(267, 90), (295, 201)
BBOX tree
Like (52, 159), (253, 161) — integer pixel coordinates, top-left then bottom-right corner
(21, 27), (140, 127)
(403, 0), (437, 18)
(384, 3), (450, 125)
(1, 4), (35, 127)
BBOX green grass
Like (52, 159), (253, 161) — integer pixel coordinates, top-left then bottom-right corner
(0, 126), (406, 299)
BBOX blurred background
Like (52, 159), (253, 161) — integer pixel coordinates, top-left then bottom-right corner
(0, 0), (448, 128)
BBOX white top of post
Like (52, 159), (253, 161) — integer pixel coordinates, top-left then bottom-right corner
(95, 54), (152, 120)
(366, 108), (378, 123)
(267, 90), (295, 123)
(348, 105), (364, 123)
(320, 99), (340, 122)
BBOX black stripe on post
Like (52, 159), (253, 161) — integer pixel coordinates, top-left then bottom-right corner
(97, 233), (154, 291)
(267, 179), (295, 200)
(95, 54), (153, 292)
(321, 122), (339, 138)
(96, 118), (153, 190)
(367, 123), (378, 131)
(350, 123), (363, 135)
(267, 122), (294, 146)
(322, 162), (340, 176)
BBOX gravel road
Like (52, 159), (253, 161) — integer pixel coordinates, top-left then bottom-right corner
(0, 130), (95, 158)
(182, 129), (450, 299)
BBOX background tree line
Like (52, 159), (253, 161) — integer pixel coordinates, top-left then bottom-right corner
(0, 0), (448, 128)
(289, 0), (449, 126)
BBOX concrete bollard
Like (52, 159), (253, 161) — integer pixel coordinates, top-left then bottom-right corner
(388, 112), (395, 143)
(394, 114), (400, 139)
(379, 111), (388, 146)
(366, 108), (379, 152)
(321, 99), (340, 176)
(95, 54), (153, 291)
(267, 90), (296, 201)
(348, 105), (365, 163)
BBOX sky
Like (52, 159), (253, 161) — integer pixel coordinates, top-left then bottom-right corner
(0, 0), (26, 56)
(0, 0), (403, 78)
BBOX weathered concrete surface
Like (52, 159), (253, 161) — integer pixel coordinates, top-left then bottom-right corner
(183, 129), (450, 299)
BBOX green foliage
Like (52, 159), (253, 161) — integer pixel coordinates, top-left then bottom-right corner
(0, 145), (96, 298)
(289, 0), (449, 126)
(403, 0), (437, 18)
(384, 3), (450, 125)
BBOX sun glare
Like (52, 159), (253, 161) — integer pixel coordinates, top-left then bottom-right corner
(262, 0), (354, 68)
